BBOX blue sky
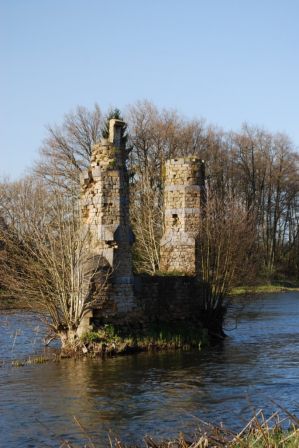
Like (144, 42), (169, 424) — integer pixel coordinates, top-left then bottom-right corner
(1, 0), (299, 179)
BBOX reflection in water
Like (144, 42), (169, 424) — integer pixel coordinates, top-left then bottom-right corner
(1, 293), (299, 447)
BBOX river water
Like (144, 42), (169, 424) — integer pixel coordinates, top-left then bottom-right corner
(1, 292), (299, 447)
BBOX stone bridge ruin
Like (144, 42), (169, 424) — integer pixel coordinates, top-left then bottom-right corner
(79, 119), (207, 333)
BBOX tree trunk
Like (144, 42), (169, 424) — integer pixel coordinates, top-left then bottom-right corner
(58, 328), (79, 352)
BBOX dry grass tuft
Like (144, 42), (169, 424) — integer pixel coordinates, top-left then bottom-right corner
(60, 410), (299, 448)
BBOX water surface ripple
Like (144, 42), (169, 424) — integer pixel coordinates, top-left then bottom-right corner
(1, 293), (299, 446)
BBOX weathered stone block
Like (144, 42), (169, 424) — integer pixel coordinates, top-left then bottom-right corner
(160, 157), (205, 274)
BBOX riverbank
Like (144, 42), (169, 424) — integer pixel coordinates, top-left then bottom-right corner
(66, 322), (210, 357)
(230, 281), (299, 296)
(111, 430), (299, 447)
(66, 410), (299, 447)
(5, 324), (209, 366)
(0, 291), (30, 310)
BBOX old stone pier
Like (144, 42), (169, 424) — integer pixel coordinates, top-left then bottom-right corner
(79, 119), (208, 334)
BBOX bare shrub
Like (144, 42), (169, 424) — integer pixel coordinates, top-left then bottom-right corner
(0, 177), (108, 348)
(197, 191), (257, 311)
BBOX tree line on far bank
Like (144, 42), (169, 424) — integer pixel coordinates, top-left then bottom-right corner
(30, 100), (299, 283)
(0, 101), (298, 346)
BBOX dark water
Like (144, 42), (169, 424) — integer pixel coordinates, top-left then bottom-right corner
(1, 293), (299, 447)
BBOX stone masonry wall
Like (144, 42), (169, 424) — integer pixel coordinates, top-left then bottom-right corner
(92, 274), (210, 327)
(160, 157), (205, 275)
(134, 275), (208, 323)
(79, 128), (208, 333)
(80, 119), (135, 316)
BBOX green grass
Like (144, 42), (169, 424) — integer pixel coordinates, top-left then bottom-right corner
(229, 410), (299, 448)
(11, 355), (49, 367)
(230, 282), (299, 296)
(80, 322), (209, 356)
(155, 270), (194, 276)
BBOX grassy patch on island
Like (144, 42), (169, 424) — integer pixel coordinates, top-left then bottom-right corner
(79, 322), (209, 357)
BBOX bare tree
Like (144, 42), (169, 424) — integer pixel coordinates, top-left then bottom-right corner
(0, 177), (109, 349)
(22, 101), (299, 283)
(130, 176), (163, 274)
(197, 191), (257, 312)
(35, 104), (103, 195)
(231, 125), (299, 277)
(126, 100), (208, 274)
